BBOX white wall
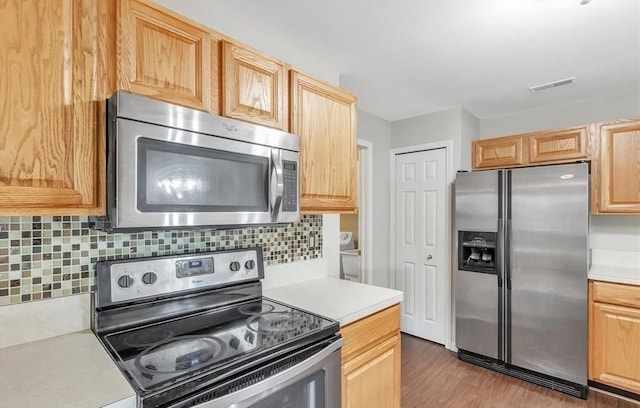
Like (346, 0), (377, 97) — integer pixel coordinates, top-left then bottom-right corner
(390, 106), (480, 172)
(154, 0), (341, 86)
(461, 109), (481, 171)
(479, 93), (640, 269)
(356, 110), (392, 287)
(391, 107), (463, 170)
(480, 91), (640, 138)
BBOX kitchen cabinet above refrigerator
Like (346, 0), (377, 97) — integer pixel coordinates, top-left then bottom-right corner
(474, 118), (640, 215)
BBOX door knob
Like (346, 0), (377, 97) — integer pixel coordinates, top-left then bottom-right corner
(427, 255), (433, 260)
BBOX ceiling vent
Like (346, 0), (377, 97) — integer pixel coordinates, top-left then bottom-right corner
(529, 77), (576, 93)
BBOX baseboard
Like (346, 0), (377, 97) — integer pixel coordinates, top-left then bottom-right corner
(458, 349), (588, 399)
(589, 381), (640, 404)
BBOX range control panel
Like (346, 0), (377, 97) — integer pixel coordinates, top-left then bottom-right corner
(282, 160), (298, 212)
(98, 248), (263, 306)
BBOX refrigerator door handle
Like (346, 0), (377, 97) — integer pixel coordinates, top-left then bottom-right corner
(505, 170), (512, 364)
(505, 170), (512, 291)
(497, 218), (504, 289)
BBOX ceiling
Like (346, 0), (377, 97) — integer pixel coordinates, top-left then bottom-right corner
(156, 0), (640, 121)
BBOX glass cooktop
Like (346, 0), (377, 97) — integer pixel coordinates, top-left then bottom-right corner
(101, 297), (338, 393)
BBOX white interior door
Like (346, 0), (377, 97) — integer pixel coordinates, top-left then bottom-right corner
(394, 148), (447, 343)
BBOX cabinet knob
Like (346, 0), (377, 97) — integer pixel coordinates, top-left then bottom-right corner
(427, 255), (433, 260)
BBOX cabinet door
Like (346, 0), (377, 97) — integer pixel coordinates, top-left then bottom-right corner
(472, 136), (525, 170)
(529, 127), (590, 163)
(342, 335), (401, 408)
(593, 120), (640, 214)
(290, 70), (357, 213)
(222, 40), (287, 130)
(591, 302), (640, 393)
(118, 0), (211, 111)
(0, 0), (114, 215)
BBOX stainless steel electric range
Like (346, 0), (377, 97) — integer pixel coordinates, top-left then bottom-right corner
(93, 247), (342, 408)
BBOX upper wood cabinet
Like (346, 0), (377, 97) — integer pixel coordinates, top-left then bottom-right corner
(221, 40), (287, 130)
(118, 0), (212, 112)
(590, 281), (640, 394)
(0, 0), (115, 215)
(472, 136), (525, 169)
(290, 70), (358, 213)
(472, 126), (591, 170)
(528, 126), (589, 164)
(592, 120), (640, 214)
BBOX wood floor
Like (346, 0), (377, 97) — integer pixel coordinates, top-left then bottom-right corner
(401, 334), (639, 408)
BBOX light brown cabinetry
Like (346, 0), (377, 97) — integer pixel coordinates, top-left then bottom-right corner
(118, 0), (212, 112)
(0, 0), (115, 215)
(592, 120), (640, 214)
(290, 70), (358, 213)
(590, 281), (640, 394)
(472, 136), (526, 169)
(528, 127), (589, 163)
(340, 305), (401, 408)
(221, 40), (287, 130)
(472, 126), (591, 170)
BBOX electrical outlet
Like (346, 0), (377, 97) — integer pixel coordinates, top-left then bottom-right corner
(309, 233), (315, 248)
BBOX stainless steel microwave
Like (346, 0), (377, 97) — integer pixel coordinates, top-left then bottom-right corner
(90, 91), (300, 232)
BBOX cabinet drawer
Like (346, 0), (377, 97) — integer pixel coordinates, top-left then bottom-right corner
(340, 304), (400, 362)
(592, 281), (640, 309)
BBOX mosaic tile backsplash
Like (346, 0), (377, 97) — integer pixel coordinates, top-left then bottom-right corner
(0, 215), (322, 306)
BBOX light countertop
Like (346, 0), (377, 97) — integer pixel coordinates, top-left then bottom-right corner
(0, 277), (402, 407)
(589, 264), (640, 286)
(0, 330), (135, 408)
(264, 277), (403, 326)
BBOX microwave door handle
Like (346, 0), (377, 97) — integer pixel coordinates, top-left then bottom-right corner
(270, 150), (284, 222)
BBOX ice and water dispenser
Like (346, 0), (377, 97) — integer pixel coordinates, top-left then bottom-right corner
(458, 231), (497, 273)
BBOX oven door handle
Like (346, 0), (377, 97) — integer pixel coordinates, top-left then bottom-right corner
(270, 149), (284, 223)
(175, 338), (344, 408)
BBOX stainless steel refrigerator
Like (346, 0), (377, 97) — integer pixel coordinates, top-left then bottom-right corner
(454, 163), (589, 398)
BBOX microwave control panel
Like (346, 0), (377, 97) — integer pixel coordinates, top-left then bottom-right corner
(282, 161), (298, 212)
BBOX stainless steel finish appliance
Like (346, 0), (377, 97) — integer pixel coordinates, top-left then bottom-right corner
(91, 91), (300, 232)
(455, 163), (589, 398)
(93, 247), (342, 408)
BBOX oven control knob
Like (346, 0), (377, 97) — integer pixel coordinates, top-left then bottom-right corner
(142, 272), (157, 285)
(230, 261), (241, 272)
(117, 274), (134, 289)
(245, 260), (255, 270)
(229, 336), (240, 350)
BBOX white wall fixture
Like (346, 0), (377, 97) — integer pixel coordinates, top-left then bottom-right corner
(357, 139), (374, 285)
(529, 77), (576, 93)
(533, 0), (592, 8)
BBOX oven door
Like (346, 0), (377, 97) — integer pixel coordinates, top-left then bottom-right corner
(170, 338), (343, 408)
(115, 118), (296, 229)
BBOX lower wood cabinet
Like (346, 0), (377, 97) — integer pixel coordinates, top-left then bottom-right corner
(340, 304), (401, 408)
(590, 281), (640, 394)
